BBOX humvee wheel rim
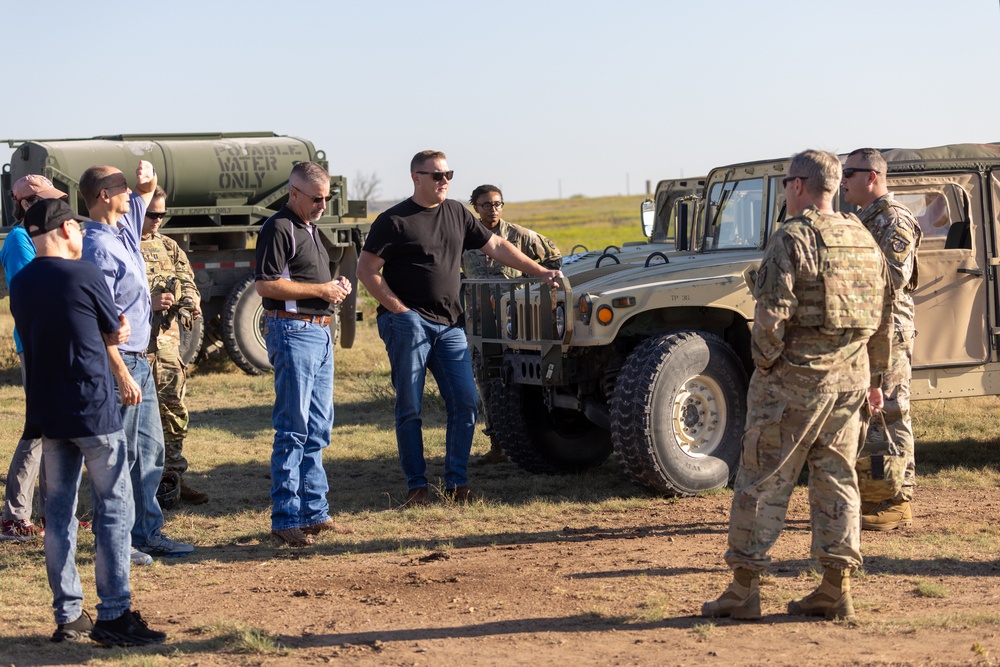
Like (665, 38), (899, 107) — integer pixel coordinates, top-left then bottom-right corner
(671, 375), (727, 457)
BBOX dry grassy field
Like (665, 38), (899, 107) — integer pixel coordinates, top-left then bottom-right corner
(1, 196), (1000, 666)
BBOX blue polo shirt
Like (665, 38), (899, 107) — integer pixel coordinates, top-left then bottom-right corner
(0, 225), (36, 354)
(80, 193), (152, 353)
(10, 257), (123, 439)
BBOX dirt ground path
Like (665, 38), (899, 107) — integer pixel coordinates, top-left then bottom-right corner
(5, 487), (992, 666)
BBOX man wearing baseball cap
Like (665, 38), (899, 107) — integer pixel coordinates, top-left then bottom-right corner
(0, 175), (68, 541)
(10, 198), (165, 646)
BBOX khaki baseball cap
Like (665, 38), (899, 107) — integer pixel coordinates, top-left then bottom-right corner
(12, 174), (67, 202)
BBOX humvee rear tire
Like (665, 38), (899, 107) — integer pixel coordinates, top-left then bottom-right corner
(488, 382), (612, 474)
(611, 331), (747, 496)
(222, 273), (271, 375)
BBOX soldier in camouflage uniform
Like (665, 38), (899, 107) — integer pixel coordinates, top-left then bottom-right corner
(702, 150), (892, 622)
(843, 148), (921, 531)
(140, 186), (208, 505)
(462, 185), (562, 464)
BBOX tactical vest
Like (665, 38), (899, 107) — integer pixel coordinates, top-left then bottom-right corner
(790, 209), (884, 331)
(868, 196), (921, 291)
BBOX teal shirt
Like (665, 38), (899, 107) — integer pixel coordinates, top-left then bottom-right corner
(0, 225), (37, 354)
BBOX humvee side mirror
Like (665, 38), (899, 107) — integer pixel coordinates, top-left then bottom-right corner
(641, 199), (655, 238)
(743, 266), (758, 292)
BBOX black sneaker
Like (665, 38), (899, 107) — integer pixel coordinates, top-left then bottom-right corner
(90, 609), (167, 647)
(51, 610), (93, 642)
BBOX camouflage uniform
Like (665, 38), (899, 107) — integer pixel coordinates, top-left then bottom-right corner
(463, 219), (562, 438)
(140, 233), (200, 475)
(462, 218), (562, 279)
(857, 193), (921, 503)
(725, 206), (892, 574)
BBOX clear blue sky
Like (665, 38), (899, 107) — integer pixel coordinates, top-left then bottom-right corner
(3, 0), (997, 203)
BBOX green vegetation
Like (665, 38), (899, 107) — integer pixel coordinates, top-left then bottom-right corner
(479, 194), (649, 257)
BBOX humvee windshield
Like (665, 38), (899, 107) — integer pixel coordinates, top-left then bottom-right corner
(706, 178), (764, 250)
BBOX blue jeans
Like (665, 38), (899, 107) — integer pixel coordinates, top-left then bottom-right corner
(42, 432), (133, 623)
(116, 353), (166, 546)
(376, 310), (478, 490)
(264, 316), (334, 531)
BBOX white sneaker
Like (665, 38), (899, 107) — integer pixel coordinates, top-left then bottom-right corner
(137, 534), (194, 558)
(130, 546), (153, 566)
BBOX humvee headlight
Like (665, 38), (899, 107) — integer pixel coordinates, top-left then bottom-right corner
(579, 294), (593, 325)
(554, 303), (566, 338)
(596, 305), (614, 325)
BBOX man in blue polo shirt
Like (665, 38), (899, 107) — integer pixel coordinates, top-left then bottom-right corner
(79, 161), (193, 561)
(12, 198), (165, 647)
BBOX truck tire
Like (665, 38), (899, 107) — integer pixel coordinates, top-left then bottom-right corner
(611, 331), (747, 496)
(488, 382), (612, 474)
(178, 315), (204, 366)
(222, 273), (271, 375)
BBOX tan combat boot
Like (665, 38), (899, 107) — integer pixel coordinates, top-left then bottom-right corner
(860, 500), (881, 516)
(787, 568), (856, 620)
(861, 500), (912, 531)
(701, 568), (761, 619)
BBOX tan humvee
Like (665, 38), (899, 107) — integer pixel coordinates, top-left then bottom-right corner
(464, 142), (1000, 495)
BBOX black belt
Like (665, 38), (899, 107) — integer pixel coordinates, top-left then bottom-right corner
(266, 310), (332, 326)
(120, 351), (144, 358)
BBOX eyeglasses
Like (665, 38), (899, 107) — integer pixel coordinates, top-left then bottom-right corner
(65, 220), (86, 237)
(476, 201), (504, 210)
(19, 195), (41, 206)
(145, 211), (167, 220)
(781, 175), (808, 186)
(842, 167), (878, 178)
(101, 181), (129, 197)
(291, 185), (333, 203)
(415, 170), (454, 182)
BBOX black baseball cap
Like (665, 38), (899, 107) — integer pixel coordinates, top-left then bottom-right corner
(24, 199), (92, 237)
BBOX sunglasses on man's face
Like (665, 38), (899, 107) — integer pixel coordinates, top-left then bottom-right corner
(292, 185), (333, 204)
(145, 211), (167, 220)
(415, 170), (454, 182)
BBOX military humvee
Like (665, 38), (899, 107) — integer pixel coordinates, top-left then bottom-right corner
(464, 142), (999, 495)
(1, 133), (367, 375)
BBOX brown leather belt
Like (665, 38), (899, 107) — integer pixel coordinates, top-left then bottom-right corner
(266, 310), (332, 326)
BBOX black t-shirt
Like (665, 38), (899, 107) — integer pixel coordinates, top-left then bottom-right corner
(363, 198), (493, 326)
(255, 205), (334, 316)
(10, 257), (123, 439)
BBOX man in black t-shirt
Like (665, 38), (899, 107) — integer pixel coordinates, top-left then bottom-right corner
(358, 150), (563, 507)
(11, 199), (165, 647)
(255, 161), (353, 547)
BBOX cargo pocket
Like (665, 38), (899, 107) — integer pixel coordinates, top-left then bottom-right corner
(740, 398), (787, 474)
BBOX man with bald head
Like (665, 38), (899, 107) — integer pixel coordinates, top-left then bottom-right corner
(255, 161), (352, 547)
(80, 161), (194, 562)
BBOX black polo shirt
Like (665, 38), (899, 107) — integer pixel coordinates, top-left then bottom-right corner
(255, 205), (333, 316)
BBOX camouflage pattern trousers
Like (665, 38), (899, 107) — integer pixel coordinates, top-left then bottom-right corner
(861, 331), (915, 503)
(725, 371), (865, 574)
(148, 344), (189, 475)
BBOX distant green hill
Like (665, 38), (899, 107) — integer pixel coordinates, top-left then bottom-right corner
(489, 194), (648, 255)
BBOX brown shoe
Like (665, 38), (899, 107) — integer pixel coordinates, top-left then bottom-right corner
(302, 519), (354, 535)
(445, 486), (478, 504)
(399, 487), (431, 509)
(271, 527), (315, 547)
(862, 501), (912, 531)
(475, 445), (508, 465)
(179, 480), (209, 505)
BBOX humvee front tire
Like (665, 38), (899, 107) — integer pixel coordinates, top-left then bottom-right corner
(489, 383), (612, 474)
(611, 331), (747, 496)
